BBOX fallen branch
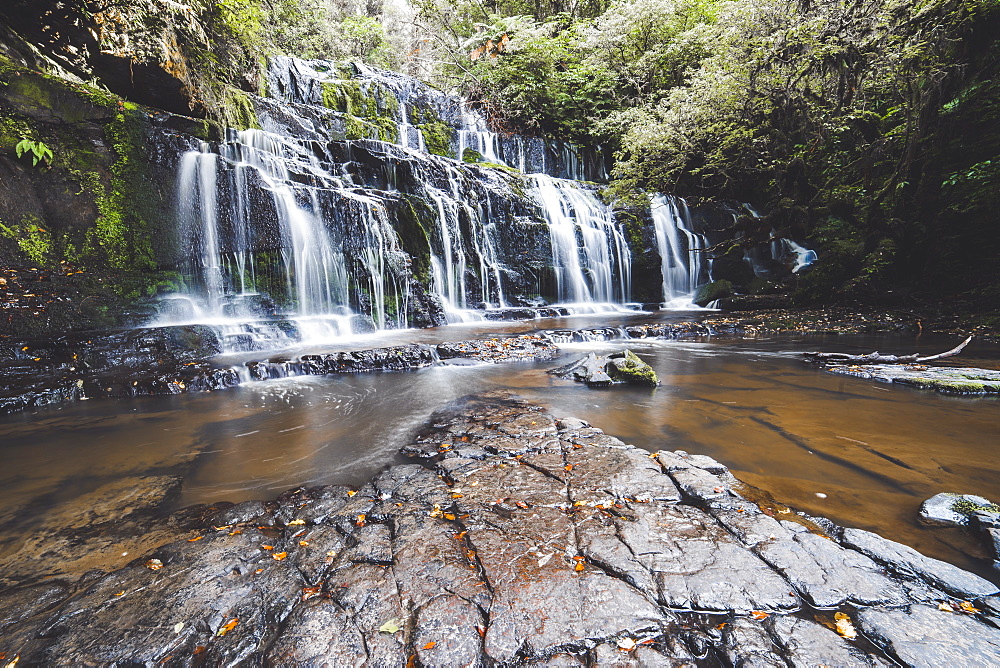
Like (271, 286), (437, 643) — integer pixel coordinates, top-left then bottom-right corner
(802, 335), (973, 365)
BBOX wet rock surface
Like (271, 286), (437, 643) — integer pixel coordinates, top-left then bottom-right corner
(2, 392), (998, 665)
(550, 349), (659, 387)
(826, 363), (1000, 394)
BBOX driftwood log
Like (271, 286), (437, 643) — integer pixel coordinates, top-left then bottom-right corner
(802, 335), (973, 365)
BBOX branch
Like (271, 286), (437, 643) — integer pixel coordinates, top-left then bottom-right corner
(802, 335), (974, 365)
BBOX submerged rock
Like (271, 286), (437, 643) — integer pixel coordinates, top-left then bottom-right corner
(826, 364), (1000, 394)
(550, 349), (659, 387)
(2, 392), (998, 664)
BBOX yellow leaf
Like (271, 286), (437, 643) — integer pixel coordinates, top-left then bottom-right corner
(834, 613), (857, 639)
(938, 602), (955, 612)
(959, 601), (980, 614)
(616, 637), (636, 651)
(356, 514), (367, 527)
(115, 590), (125, 597)
(347, 490), (357, 497)
(287, 519), (306, 526)
(299, 540), (309, 547)
(273, 552), (288, 561)
(430, 503), (443, 518)
(217, 618), (239, 636)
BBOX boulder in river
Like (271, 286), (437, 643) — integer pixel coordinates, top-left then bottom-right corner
(550, 349), (659, 387)
(920, 492), (1000, 527)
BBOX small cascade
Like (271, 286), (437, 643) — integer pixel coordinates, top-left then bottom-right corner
(530, 175), (632, 306)
(650, 195), (711, 308)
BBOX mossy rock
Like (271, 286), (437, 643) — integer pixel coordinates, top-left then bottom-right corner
(694, 279), (734, 306)
(606, 349), (659, 387)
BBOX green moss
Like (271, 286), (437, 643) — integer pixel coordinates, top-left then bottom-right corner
(607, 349), (659, 387)
(394, 197), (434, 284)
(322, 78), (400, 142)
(952, 497), (1000, 516)
(219, 87), (260, 130)
(463, 147), (484, 163)
(0, 215), (53, 265)
(418, 121), (455, 158)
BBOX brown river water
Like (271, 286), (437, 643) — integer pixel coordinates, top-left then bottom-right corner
(1, 312), (998, 581)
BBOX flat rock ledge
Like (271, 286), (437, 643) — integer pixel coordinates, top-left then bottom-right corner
(3, 393), (1000, 666)
(826, 364), (1000, 394)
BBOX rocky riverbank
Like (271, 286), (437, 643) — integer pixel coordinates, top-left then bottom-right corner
(2, 392), (999, 665)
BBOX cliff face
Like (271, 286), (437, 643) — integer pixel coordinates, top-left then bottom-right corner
(0, 1), (263, 335)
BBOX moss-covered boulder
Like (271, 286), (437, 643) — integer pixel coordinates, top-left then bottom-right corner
(549, 349), (659, 388)
(694, 279), (734, 306)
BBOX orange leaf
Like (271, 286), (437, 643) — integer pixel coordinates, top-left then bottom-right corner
(451, 493), (464, 498)
(564, 464), (573, 472)
(751, 611), (769, 620)
(959, 601), (981, 614)
(422, 641), (437, 650)
(187, 536), (203, 542)
(356, 514), (366, 527)
(145, 559), (164, 570)
(261, 544), (274, 550)
(347, 490), (357, 497)
(299, 540), (309, 547)
(454, 531), (468, 540)
(192, 646), (207, 655)
(273, 552), (288, 561)
(574, 561), (585, 571)
(217, 618), (239, 637)
(715, 622), (727, 630)
(443, 513), (457, 521)
(514, 501), (528, 509)
(254, 568), (264, 574)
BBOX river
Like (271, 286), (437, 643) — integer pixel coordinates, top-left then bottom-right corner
(1, 311), (998, 582)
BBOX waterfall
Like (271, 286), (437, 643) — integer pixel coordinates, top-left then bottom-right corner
(530, 175), (632, 306)
(650, 195), (710, 308)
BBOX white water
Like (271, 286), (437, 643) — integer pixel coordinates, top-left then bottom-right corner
(650, 195), (711, 309)
(530, 174), (632, 305)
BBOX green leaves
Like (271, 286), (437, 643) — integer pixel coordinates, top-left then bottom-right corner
(14, 139), (53, 168)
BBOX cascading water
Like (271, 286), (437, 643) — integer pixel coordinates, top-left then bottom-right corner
(650, 195), (711, 308)
(155, 55), (739, 352)
(530, 174), (632, 308)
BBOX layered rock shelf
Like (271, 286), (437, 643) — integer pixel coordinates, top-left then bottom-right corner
(2, 392), (999, 665)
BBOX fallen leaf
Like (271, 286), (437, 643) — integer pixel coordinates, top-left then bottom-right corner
(422, 641), (437, 650)
(429, 504), (443, 518)
(938, 602), (955, 612)
(192, 646), (207, 656)
(347, 490), (357, 497)
(452, 493), (464, 498)
(273, 552), (288, 561)
(406, 655), (416, 668)
(574, 561), (585, 572)
(115, 590), (125, 597)
(715, 622), (727, 630)
(299, 540), (310, 547)
(959, 601), (980, 614)
(145, 558), (163, 571)
(287, 519), (306, 526)
(616, 637), (637, 651)
(379, 619), (401, 634)
(476, 625), (486, 637)
(229, 529), (243, 535)
(564, 464), (573, 472)
(514, 501), (528, 509)
(217, 618), (239, 637)
(443, 513), (457, 521)
(187, 536), (203, 542)
(834, 612), (857, 639)
(356, 514), (366, 527)
(254, 568), (264, 574)
(751, 611), (769, 620)
(2, 656), (16, 667)
(174, 622), (184, 634)
(454, 531), (468, 540)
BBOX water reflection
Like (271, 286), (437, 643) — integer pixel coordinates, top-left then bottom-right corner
(1, 332), (998, 580)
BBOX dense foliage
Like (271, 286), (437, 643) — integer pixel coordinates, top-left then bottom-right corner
(415, 0), (1000, 303)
